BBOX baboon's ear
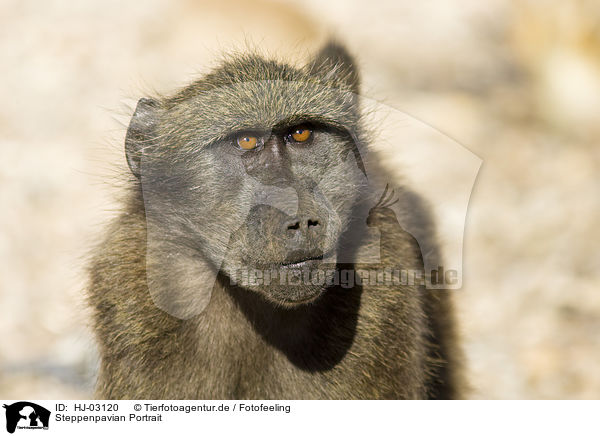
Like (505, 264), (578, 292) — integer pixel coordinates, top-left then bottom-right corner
(307, 42), (360, 94)
(125, 97), (160, 178)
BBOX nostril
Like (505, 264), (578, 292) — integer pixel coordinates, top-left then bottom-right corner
(286, 219), (320, 232)
(287, 221), (300, 230)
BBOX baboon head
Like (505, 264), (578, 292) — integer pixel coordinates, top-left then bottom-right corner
(125, 44), (368, 313)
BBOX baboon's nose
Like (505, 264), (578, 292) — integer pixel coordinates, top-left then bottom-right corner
(285, 216), (326, 252)
(286, 218), (321, 233)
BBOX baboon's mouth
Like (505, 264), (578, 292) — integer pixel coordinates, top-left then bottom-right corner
(278, 249), (337, 268)
(279, 254), (324, 267)
(248, 250), (335, 270)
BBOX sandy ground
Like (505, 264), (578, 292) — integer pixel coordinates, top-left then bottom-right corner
(1, 0), (599, 399)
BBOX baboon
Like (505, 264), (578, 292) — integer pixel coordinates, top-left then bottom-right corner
(88, 42), (464, 399)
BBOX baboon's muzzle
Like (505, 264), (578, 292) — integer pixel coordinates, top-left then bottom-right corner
(244, 203), (330, 267)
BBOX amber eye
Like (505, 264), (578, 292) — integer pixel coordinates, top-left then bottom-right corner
(291, 125), (312, 142)
(237, 135), (258, 150)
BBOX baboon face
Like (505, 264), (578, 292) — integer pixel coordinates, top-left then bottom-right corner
(199, 121), (364, 304)
(127, 49), (366, 307)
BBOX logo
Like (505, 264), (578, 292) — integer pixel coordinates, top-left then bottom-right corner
(2, 402), (50, 434)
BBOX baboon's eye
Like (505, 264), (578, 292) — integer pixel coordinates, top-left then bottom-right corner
(290, 125), (312, 142)
(236, 135), (259, 150)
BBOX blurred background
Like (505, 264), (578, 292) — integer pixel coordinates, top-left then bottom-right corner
(1, 0), (599, 399)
